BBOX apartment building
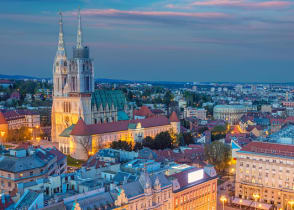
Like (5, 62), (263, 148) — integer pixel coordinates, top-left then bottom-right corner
(0, 146), (66, 194)
(235, 141), (294, 209)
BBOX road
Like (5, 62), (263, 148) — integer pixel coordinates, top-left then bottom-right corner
(217, 175), (240, 210)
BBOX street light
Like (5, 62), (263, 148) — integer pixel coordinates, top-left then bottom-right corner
(288, 200), (294, 210)
(253, 192), (260, 210)
(220, 195), (227, 210)
(239, 199), (243, 210)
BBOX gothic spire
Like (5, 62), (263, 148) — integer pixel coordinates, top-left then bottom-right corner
(57, 11), (66, 58)
(76, 8), (83, 49)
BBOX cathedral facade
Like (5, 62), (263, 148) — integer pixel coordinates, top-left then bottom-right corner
(51, 11), (132, 151)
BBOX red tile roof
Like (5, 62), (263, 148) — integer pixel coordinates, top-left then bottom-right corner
(240, 141), (294, 158)
(1, 109), (38, 121)
(133, 106), (153, 117)
(70, 115), (171, 136)
(0, 112), (7, 124)
(169, 111), (179, 122)
(70, 117), (90, 136)
(284, 117), (294, 124)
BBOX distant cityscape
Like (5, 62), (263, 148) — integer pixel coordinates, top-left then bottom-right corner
(0, 6), (294, 210)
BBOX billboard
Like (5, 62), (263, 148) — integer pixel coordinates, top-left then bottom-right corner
(188, 169), (204, 183)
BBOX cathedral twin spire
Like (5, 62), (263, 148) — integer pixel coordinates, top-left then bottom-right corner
(57, 9), (83, 57)
(76, 8), (83, 49)
(56, 12), (66, 58)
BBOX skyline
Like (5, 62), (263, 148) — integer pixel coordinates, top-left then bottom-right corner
(0, 0), (294, 82)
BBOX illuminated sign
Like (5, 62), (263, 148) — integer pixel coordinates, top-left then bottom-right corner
(188, 169), (204, 183)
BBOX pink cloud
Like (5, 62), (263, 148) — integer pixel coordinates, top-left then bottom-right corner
(71, 9), (229, 19)
(191, 0), (292, 9)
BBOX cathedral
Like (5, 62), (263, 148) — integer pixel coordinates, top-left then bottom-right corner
(51, 10), (132, 148)
(52, 10), (180, 160)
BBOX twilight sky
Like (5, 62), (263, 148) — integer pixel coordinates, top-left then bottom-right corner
(0, 0), (293, 82)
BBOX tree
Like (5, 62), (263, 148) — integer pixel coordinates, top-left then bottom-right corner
(133, 142), (143, 151)
(169, 129), (180, 147)
(142, 136), (155, 149)
(76, 136), (92, 158)
(142, 131), (174, 150)
(204, 141), (231, 173)
(7, 127), (32, 143)
(110, 140), (132, 151)
(182, 132), (194, 145)
(211, 125), (227, 141)
(163, 90), (174, 116)
(154, 131), (173, 150)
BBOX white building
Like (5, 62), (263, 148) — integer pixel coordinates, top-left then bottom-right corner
(185, 107), (207, 120)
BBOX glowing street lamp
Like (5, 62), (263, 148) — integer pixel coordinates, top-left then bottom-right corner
(0, 131), (5, 143)
(239, 199), (242, 209)
(220, 195), (227, 210)
(253, 192), (260, 210)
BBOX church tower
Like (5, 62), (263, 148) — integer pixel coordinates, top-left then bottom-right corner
(51, 10), (94, 153)
(53, 12), (68, 97)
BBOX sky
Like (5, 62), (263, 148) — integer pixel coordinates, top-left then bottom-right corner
(0, 0), (293, 82)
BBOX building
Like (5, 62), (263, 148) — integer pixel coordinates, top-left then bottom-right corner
(235, 141), (294, 209)
(0, 80), (13, 88)
(14, 190), (44, 210)
(51, 11), (132, 145)
(213, 105), (247, 125)
(60, 112), (180, 160)
(261, 105), (272, 113)
(282, 101), (294, 108)
(185, 107), (207, 120)
(0, 110), (40, 130)
(0, 109), (40, 142)
(0, 146), (66, 194)
(170, 166), (218, 210)
(61, 171), (173, 210)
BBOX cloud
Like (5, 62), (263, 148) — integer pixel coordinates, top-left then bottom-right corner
(72, 9), (229, 19)
(191, 0), (292, 9)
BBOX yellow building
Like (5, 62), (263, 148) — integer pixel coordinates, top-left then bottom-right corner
(235, 141), (294, 209)
(60, 112), (180, 160)
(170, 167), (218, 210)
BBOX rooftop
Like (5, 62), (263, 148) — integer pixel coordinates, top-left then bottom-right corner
(239, 141), (294, 158)
(69, 115), (171, 136)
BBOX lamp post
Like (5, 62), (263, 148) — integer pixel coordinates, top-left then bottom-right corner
(220, 195), (227, 210)
(239, 199), (242, 209)
(253, 192), (260, 210)
(288, 200), (294, 210)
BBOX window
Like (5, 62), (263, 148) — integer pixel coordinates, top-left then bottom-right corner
(63, 102), (71, 113)
(85, 76), (90, 92)
(30, 171), (33, 176)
